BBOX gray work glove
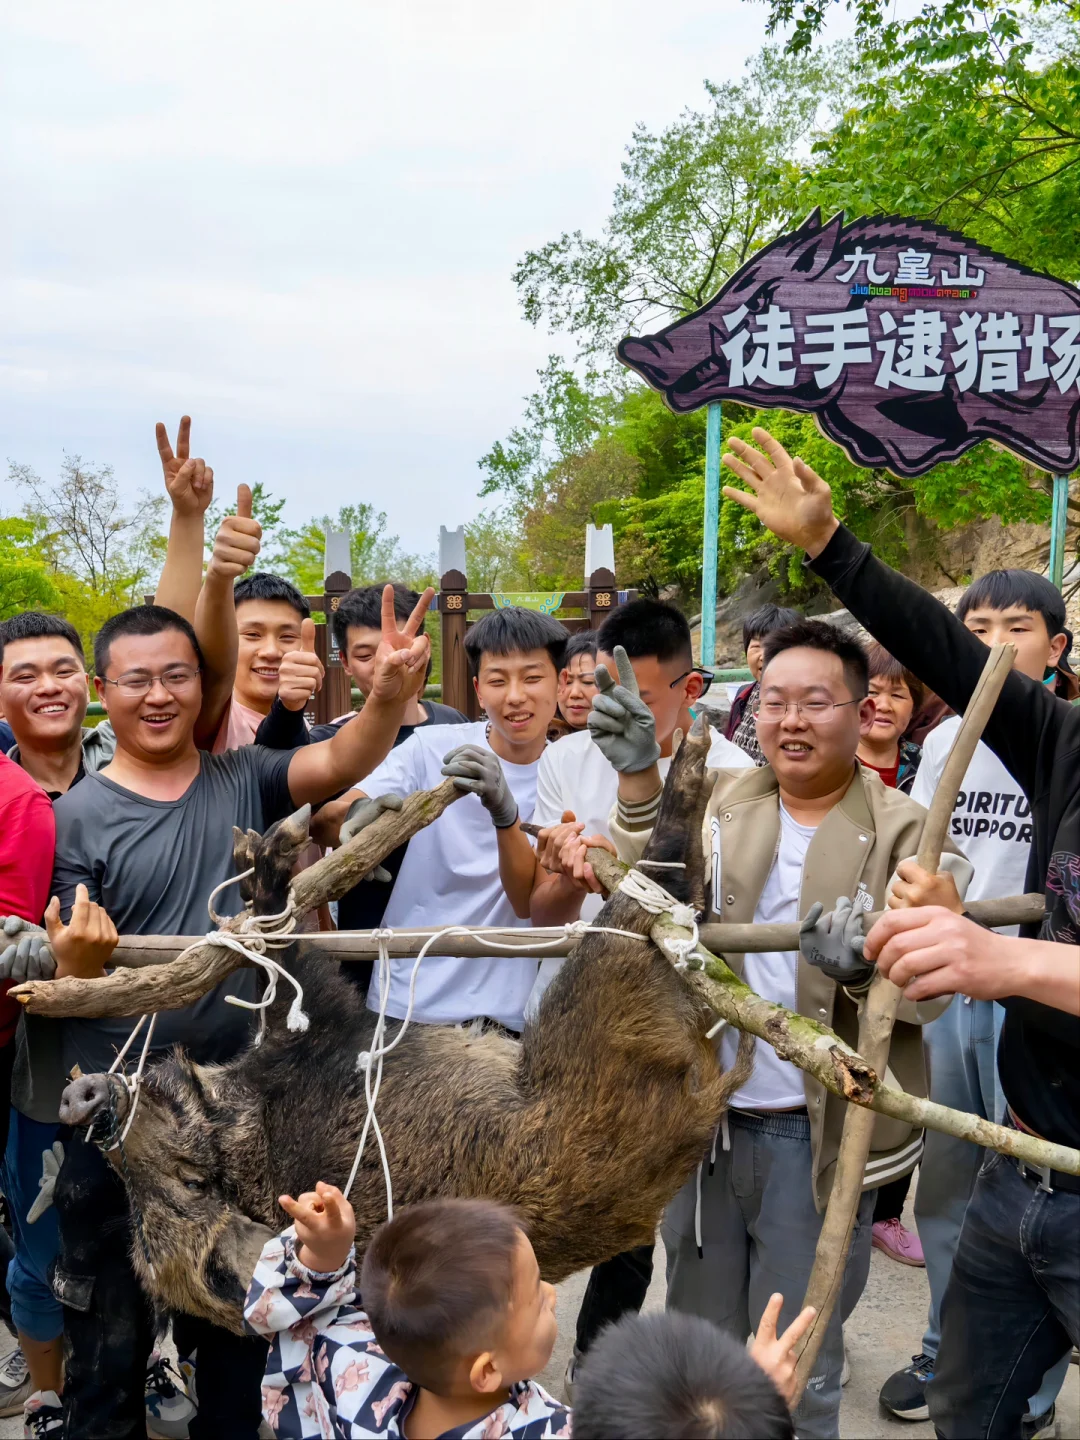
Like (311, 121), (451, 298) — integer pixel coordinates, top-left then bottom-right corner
(441, 745), (519, 828)
(587, 645), (660, 774)
(799, 898), (875, 990)
(0, 916), (56, 982)
(27, 1141), (65, 1224)
(339, 793), (404, 883)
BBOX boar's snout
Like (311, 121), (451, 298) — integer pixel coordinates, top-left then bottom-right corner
(60, 1073), (123, 1128)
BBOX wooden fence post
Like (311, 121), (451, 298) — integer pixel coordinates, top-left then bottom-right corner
(439, 568), (471, 716)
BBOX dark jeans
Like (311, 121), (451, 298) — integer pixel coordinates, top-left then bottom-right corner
(574, 1244), (654, 1355)
(54, 1136), (267, 1440)
(929, 1146), (1079, 1438)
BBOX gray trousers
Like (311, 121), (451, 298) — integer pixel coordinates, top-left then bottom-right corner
(662, 1108), (875, 1440)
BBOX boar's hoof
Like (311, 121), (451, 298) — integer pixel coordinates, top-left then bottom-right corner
(59, 1073), (125, 1128)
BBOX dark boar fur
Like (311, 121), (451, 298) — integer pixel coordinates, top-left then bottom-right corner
(61, 717), (752, 1335)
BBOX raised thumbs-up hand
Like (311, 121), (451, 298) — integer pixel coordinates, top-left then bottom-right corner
(43, 885), (118, 981)
(277, 616), (325, 713)
(157, 415), (214, 516)
(208, 484), (262, 582)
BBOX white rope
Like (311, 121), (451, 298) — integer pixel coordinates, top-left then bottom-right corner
(617, 868), (702, 970)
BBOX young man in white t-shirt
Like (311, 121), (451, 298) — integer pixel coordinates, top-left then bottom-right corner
(344, 607), (565, 1033)
(877, 570), (1074, 1430)
(476, 599), (752, 1384)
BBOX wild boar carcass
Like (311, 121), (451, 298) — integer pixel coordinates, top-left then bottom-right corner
(60, 718), (752, 1335)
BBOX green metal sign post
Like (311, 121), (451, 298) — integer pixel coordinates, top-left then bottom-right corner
(700, 401), (722, 667)
(1049, 474), (1070, 591)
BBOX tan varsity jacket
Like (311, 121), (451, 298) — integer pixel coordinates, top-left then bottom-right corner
(611, 762), (969, 1211)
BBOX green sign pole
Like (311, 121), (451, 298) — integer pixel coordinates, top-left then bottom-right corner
(1049, 474), (1069, 591)
(700, 401), (722, 667)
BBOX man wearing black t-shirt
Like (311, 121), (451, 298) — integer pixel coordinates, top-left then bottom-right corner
(722, 428), (1079, 1440)
(50, 591), (431, 1440)
(255, 583), (467, 978)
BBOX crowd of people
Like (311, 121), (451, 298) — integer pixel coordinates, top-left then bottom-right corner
(0, 416), (1073, 1439)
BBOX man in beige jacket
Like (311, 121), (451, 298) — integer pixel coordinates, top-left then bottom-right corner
(590, 618), (968, 1440)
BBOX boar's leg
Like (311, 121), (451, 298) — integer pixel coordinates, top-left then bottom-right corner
(231, 805), (313, 916)
(636, 712), (714, 915)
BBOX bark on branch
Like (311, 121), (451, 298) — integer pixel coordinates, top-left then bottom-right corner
(12, 781), (464, 1019)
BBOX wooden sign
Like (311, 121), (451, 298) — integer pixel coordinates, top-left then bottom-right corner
(617, 210), (1080, 479)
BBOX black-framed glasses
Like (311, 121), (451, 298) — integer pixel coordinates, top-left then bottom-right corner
(670, 667), (714, 696)
(751, 696), (864, 722)
(99, 665), (202, 696)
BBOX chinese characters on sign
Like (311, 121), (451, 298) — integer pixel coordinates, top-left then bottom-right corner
(617, 211), (1080, 479)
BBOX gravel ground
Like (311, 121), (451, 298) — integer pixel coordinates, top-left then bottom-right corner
(0, 1192), (1076, 1437)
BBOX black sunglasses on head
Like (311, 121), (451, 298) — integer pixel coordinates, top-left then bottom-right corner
(669, 666), (714, 696)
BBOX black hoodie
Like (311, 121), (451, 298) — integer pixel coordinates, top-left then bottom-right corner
(810, 524), (1080, 1150)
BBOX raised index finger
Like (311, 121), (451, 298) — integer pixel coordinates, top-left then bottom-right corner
(155, 422), (174, 466)
(176, 415), (191, 460)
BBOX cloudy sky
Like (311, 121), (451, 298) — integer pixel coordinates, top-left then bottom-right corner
(2, 0), (787, 555)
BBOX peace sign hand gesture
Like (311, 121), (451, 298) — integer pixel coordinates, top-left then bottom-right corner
(156, 415), (214, 517)
(368, 585), (434, 703)
(721, 427), (839, 559)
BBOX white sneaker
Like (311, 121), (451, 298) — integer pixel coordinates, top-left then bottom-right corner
(0, 1348), (32, 1419)
(145, 1352), (198, 1440)
(22, 1389), (62, 1438)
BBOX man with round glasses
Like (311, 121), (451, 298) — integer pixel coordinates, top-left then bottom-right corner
(603, 616), (970, 1440)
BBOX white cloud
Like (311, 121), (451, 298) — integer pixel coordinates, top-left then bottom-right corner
(0, 0), (773, 550)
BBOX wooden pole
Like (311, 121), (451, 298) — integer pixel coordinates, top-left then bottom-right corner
(106, 892), (1044, 968)
(700, 401), (722, 667)
(791, 642), (1017, 1397)
(439, 567), (471, 716)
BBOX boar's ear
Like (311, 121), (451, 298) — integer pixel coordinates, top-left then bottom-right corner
(232, 828), (259, 904)
(246, 805), (313, 917)
(639, 712), (714, 913)
(789, 209), (845, 277)
(265, 805), (312, 863)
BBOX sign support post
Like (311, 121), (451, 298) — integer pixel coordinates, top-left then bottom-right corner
(1049, 474), (1069, 591)
(700, 401), (722, 667)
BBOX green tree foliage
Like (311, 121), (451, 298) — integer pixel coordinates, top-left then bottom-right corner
(804, 1), (1080, 278)
(269, 503), (435, 595)
(0, 518), (64, 619)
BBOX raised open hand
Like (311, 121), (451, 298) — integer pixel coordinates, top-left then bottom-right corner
(156, 416), (214, 517)
(278, 618), (325, 713)
(369, 584), (434, 703)
(721, 427), (838, 558)
(207, 485), (262, 582)
(279, 1181), (355, 1274)
(587, 645), (660, 774)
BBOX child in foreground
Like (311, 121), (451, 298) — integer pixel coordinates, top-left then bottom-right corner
(244, 1186), (569, 1438)
(245, 1185), (813, 1439)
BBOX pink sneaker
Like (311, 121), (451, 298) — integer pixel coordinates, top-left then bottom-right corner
(873, 1217), (925, 1266)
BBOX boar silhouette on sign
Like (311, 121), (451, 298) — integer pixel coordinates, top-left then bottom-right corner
(617, 209), (1080, 478)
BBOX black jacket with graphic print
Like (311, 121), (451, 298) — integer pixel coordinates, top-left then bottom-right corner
(810, 524), (1080, 1150)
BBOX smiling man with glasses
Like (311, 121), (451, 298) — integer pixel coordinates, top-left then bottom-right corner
(603, 616), (971, 1440)
(39, 592), (431, 1440)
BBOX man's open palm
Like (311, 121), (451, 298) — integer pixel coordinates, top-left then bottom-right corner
(721, 427), (838, 558)
(156, 415), (214, 516)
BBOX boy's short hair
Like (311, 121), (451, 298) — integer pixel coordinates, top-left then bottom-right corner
(956, 569), (1068, 644)
(93, 605), (204, 677)
(597, 599), (692, 668)
(761, 618), (869, 700)
(865, 642), (925, 714)
(332, 583), (419, 651)
(741, 604), (802, 655)
(464, 608), (567, 679)
(360, 1199), (523, 1393)
(563, 629), (598, 666)
(232, 572), (310, 620)
(572, 1311), (794, 1440)
(0, 612), (84, 665)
